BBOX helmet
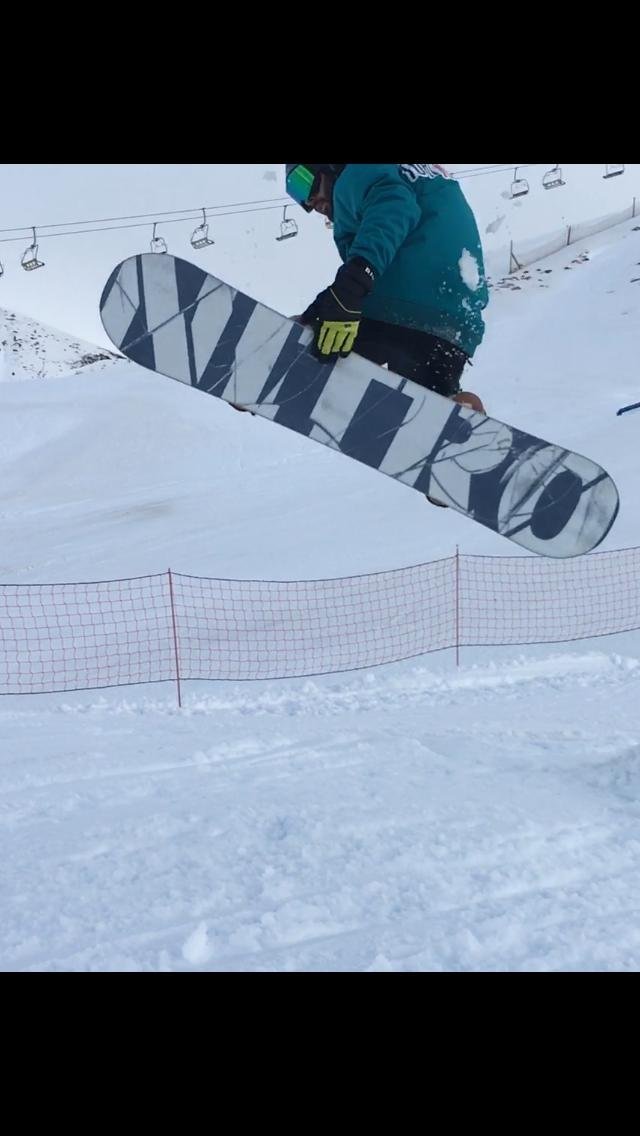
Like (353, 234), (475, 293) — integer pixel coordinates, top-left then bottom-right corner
(285, 164), (345, 177)
(285, 164), (346, 210)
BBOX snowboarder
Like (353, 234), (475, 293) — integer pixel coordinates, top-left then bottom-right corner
(286, 164), (488, 395)
(285, 163), (489, 503)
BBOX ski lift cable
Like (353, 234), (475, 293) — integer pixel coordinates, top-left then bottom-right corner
(0, 166), (628, 249)
(0, 203), (293, 245)
(0, 195), (293, 235)
(458, 163), (538, 179)
(0, 168), (541, 240)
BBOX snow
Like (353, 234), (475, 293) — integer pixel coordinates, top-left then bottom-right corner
(0, 308), (119, 381)
(4, 652), (640, 971)
(1, 165), (640, 972)
(459, 249), (482, 292)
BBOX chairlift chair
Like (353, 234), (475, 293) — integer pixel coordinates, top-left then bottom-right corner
(21, 227), (45, 271)
(603, 164), (625, 179)
(542, 164), (565, 190)
(150, 223), (168, 254)
(276, 206), (298, 241)
(510, 168), (530, 198)
(191, 209), (215, 249)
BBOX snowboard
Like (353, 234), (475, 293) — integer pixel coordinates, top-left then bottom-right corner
(99, 253), (619, 558)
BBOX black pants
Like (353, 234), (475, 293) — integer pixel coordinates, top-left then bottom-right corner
(354, 319), (469, 397)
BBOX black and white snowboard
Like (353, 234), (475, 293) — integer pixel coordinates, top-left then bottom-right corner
(99, 253), (619, 558)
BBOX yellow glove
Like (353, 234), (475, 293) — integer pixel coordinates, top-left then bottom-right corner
(301, 258), (376, 363)
(316, 318), (360, 357)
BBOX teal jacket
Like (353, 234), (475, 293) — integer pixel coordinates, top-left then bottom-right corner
(332, 164), (488, 357)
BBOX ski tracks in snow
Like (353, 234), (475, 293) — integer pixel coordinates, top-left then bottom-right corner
(1, 650), (640, 972)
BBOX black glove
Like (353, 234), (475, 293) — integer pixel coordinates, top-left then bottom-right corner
(301, 258), (376, 362)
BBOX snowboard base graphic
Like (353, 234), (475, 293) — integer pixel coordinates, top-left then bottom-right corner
(99, 254), (619, 558)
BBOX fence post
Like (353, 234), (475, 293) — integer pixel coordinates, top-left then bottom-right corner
(567, 224), (572, 246)
(167, 569), (182, 709)
(509, 241), (523, 274)
(455, 546), (461, 668)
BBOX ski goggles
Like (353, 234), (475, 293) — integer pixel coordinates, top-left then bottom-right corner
(285, 164), (320, 211)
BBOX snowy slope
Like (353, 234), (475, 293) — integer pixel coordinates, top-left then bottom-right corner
(448, 162), (640, 282)
(3, 652), (640, 972)
(1, 212), (640, 972)
(0, 307), (119, 382)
